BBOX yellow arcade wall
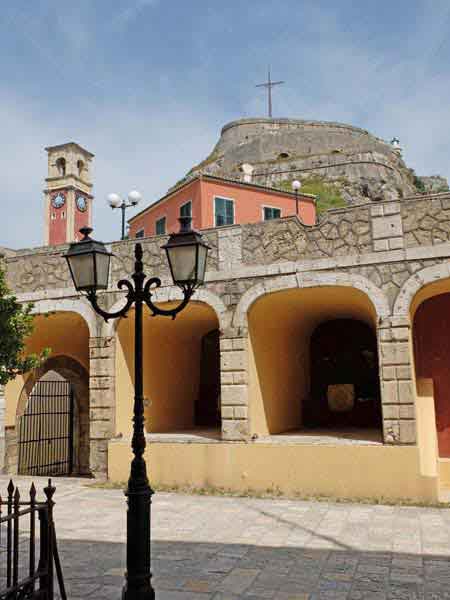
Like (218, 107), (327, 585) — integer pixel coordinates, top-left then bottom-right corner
(109, 440), (439, 502)
(4, 311), (90, 427)
(248, 286), (377, 436)
(115, 301), (219, 437)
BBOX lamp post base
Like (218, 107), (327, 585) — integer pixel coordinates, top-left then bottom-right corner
(122, 584), (155, 600)
(122, 478), (155, 600)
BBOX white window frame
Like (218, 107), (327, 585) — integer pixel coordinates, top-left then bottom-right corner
(213, 195), (235, 227)
(155, 215), (166, 235)
(179, 200), (192, 218)
(135, 228), (145, 239)
(262, 205), (282, 221)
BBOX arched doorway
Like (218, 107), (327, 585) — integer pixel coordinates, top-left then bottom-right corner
(248, 286), (382, 439)
(116, 301), (220, 436)
(413, 292), (450, 457)
(18, 371), (74, 476)
(306, 318), (381, 428)
(17, 356), (89, 475)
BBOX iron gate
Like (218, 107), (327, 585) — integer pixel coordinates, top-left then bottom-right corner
(18, 380), (74, 476)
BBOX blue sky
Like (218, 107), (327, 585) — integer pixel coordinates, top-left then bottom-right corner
(2, 0), (450, 248)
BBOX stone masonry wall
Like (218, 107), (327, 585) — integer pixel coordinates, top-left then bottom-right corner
(4, 191), (450, 460)
(220, 328), (249, 440)
(402, 195), (450, 248)
(378, 317), (416, 444)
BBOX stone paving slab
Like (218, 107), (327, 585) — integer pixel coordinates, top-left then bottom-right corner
(1, 476), (450, 599)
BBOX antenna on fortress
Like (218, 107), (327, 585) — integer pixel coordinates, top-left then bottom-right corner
(256, 67), (284, 118)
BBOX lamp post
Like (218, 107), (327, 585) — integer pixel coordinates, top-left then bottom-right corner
(108, 191), (143, 240)
(291, 179), (301, 216)
(64, 217), (209, 599)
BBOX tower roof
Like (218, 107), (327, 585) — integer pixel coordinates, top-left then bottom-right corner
(45, 142), (94, 158)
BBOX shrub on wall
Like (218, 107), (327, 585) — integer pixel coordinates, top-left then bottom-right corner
(279, 177), (347, 214)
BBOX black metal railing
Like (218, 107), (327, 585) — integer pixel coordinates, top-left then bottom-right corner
(0, 480), (66, 600)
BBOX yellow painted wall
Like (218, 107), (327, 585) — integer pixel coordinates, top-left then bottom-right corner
(109, 439), (438, 502)
(415, 378), (439, 502)
(115, 301), (219, 436)
(4, 312), (89, 426)
(248, 287), (377, 436)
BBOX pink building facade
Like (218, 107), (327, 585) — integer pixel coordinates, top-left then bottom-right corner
(128, 175), (316, 238)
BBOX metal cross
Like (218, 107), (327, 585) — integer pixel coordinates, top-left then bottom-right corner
(256, 67), (285, 118)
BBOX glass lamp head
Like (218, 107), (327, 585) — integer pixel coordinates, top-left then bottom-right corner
(128, 190), (142, 206)
(291, 180), (302, 191)
(162, 218), (209, 290)
(107, 193), (122, 208)
(64, 227), (113, 293)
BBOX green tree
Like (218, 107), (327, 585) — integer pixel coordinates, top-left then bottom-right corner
(0, 266), (49, 386)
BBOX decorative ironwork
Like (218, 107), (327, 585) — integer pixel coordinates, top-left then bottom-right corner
(84, 242), (195, 599)
(0, 479), (66, 600)
(18, 380), (74, 477)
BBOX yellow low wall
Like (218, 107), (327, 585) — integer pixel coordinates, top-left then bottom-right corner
(108, 440), (439, 503)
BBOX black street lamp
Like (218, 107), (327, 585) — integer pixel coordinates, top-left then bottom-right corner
(107, 191), (143, 240)
(64, 217), (209, 599)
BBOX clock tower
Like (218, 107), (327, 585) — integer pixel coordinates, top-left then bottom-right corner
(44, 142), (94, 246)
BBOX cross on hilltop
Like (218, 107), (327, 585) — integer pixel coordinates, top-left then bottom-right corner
(255, 68), (285, 118)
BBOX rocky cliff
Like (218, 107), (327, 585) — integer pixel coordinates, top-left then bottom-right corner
(182, 118), (447, 209)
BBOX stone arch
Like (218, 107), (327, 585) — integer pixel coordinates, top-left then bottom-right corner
(394, 262), (450, 316)
(101, 286), (230, 337)
(247, 282), (383, 438)
(30, 297), (99, 337)
(233, 271), (390, 328)
(16, 355), (90, 475)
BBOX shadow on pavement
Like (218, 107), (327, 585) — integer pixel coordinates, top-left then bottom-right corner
(48, 537), (450, 599)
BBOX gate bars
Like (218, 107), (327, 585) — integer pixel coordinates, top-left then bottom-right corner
(0, 479), (66, 600)
(18, 381), (74, 477)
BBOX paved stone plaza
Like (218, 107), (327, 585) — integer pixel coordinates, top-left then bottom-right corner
(2, 476), (450, 599)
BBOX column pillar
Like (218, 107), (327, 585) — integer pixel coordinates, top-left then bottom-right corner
(220, 327), (250, 441)
(378, 316), (416, 444)
(89, 335), (116, 478)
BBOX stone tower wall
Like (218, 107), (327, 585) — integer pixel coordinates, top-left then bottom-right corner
(188, 118), (416, 205)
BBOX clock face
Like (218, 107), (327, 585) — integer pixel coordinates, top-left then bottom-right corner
(52, 193), (65, 209)
(76, 195), (87, 212)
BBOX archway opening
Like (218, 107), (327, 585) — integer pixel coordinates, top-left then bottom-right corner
(17, 355), (90, 476)
(5, 312), (90, 476)
(116, 301), (220, 438)
(307, 319), (381, 428)
(18, 370), (75, 476)
(56, 157), (66, 176)
(248, 286), (382, 441)
(413, 289), (450, 457)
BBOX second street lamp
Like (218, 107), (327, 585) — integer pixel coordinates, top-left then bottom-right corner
(107, 190), (142, 240)
(64, 218), (209, 599)
(291, 179), (302, 216)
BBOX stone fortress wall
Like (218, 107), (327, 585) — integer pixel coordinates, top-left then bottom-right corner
(188, 118), (438, 205)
